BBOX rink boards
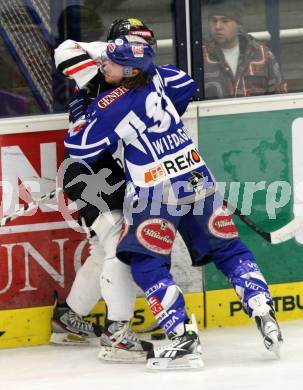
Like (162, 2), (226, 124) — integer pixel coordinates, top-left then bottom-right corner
(1, 281), (303, 348)
(1, 96), (303, 348)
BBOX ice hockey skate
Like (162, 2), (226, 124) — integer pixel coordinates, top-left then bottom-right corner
(146, 315), (204, 371)
(98, 320), (153, 363)
(255, 308), (283, 358)
(50, 303), (102, 346)
(249, 295), (283, 358)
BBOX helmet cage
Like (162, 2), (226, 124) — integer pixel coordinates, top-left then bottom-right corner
(100, 50), (134, 78)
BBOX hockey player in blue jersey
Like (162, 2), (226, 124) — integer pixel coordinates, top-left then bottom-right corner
(64, 35), (282, 370)
(53, 19), (158, 361)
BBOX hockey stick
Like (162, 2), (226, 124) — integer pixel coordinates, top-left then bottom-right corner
(223, 199), (303, 244)
(1, 186), (302, 244)
(0, 187), (62, 227)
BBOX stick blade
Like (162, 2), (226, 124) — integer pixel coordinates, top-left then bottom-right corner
(270, 216), (303, 244)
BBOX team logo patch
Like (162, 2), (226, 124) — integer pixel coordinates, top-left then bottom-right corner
(118, 219), (129, 244)
(136, 218), (176, 255)
(115, 38), (124, 46)
(131, 44), (144, 57)
(208, 207), (239, 239)
(107, 42), (116, 53)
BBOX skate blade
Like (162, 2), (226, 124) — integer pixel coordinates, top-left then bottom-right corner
(50, 332), (92, 346)
(268, 335), (281, 359)
(98, 346), (147, 363)
(146, 353), (204, 371)
(271, 344), (281, 359)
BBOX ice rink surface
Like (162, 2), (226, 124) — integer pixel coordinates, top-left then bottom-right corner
(1, 320), (303, 390)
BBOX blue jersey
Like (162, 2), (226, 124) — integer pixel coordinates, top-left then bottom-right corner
(65, 64), (215, 204)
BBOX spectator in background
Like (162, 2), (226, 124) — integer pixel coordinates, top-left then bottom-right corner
(203, 0), (287, 99)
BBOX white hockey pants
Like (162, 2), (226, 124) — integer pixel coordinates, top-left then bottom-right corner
(66, 210), (136, 321)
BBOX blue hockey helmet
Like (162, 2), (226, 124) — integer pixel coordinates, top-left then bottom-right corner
(106, 35), (154, 73)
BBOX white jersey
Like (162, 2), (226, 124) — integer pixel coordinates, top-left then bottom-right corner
(54, 39), (107, 88)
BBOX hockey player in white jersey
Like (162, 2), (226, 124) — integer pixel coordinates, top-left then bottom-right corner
(64, 36), (282, 369)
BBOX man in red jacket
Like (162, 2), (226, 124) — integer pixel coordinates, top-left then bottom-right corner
(203, 0), (287, 98)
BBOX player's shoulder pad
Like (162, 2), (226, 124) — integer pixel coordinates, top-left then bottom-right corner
(156, 64), (191, 88)
(156, 64), (188, 81)
(157, 64), (184, 75)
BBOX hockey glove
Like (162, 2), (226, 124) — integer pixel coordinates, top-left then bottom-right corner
(68, 88), (87, 123)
